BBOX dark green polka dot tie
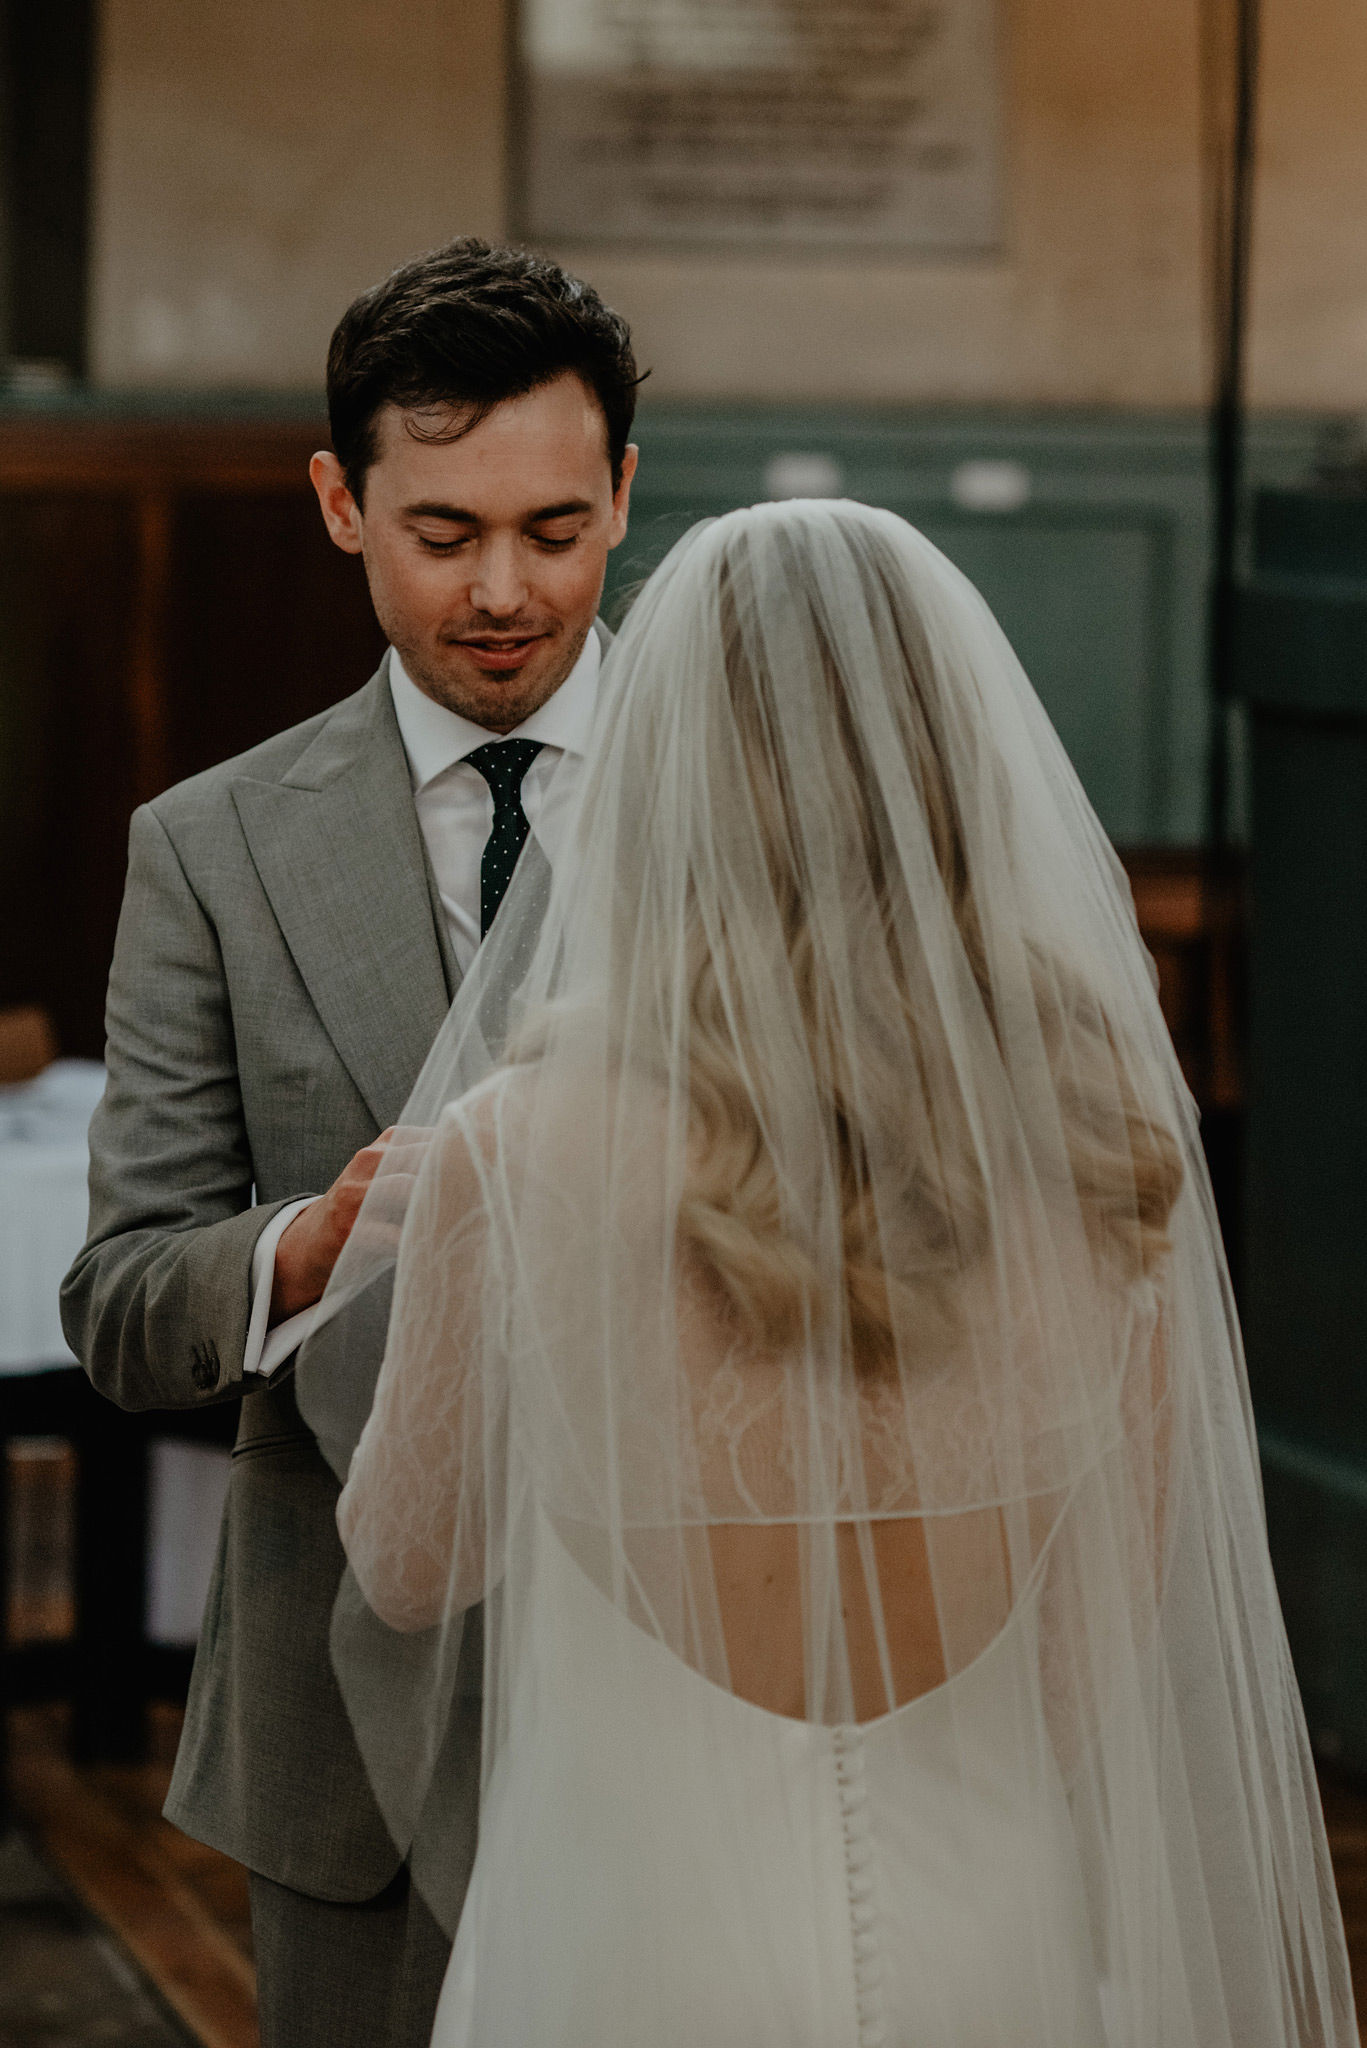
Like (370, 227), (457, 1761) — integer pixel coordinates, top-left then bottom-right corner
(467, 739), (544, 935)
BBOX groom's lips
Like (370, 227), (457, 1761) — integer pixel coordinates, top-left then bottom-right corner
(454, 633), (551, 674)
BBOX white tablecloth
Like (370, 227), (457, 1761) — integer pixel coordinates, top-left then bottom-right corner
(0, 1060), (229, 1644)
(0, 1061), (106, 1371)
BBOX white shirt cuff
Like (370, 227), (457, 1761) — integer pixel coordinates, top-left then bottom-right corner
(245, 1197), (319, 1378)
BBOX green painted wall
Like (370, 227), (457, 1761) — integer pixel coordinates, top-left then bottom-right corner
(610, 407), (1343, 844)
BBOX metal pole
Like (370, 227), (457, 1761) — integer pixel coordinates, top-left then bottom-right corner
(1204, 0), (1262, 849)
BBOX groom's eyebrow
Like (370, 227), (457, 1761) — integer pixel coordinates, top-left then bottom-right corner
(525, 499), (595, 521)
(401, 498), (595, 523)
(403, 500), (480, 523)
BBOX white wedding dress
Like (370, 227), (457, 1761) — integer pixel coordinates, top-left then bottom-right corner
(310, 501), (1357, 2048)
(431, 1507), (1108, 2048)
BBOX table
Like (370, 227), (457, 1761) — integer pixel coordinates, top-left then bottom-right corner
(0, 1063), (232, 1792)
(0, 1060), (105, 1372)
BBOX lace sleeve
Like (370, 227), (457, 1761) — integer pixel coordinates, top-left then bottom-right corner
(337, 1106), (498, 1632)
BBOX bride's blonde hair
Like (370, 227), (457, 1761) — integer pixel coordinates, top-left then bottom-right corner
(675, 550), (1185, 1372)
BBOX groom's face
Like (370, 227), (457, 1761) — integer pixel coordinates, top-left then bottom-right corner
(311, 373), (636, 733)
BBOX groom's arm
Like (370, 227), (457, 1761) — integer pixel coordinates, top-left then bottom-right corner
(60, 803), (293, 1412)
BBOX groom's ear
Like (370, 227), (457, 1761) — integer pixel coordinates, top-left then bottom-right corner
(310, 451), (365, 556)
(607, 444), (638, 549)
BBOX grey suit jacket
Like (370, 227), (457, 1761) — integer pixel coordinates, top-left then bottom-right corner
(61, 654), (490, 1899)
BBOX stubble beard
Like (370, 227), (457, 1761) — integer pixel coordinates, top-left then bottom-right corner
(392, 619), (591, 733)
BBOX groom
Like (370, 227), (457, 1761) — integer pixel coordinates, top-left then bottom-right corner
(61, 239), (639, 2047)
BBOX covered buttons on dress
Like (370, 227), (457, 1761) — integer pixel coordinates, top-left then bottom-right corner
(833, 1725), (886, 2048)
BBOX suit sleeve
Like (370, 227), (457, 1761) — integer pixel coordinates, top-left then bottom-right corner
(60, 802), (292, 1412)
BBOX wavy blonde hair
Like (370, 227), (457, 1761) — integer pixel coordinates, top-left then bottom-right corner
(675, 563), (1185, 1374)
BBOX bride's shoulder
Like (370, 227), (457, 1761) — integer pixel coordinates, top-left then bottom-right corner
(432, 1068), (526, 1161)
(429, 1060), (561, 1186)
(428, 1047), (675, 1203)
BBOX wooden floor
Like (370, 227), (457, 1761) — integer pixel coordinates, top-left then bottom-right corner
(9, 1704), (257, 2048)
(1324, 1771), (1367, 2034)
(6, 1701), (1367, 2046)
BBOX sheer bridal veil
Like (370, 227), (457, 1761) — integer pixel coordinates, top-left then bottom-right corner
(298, 501), (1354, 2045)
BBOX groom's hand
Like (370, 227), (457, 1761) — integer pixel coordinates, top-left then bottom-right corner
(269, 1129), (413, 1325)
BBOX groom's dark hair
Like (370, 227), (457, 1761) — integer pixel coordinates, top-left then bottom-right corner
(326, 238), (643, 504)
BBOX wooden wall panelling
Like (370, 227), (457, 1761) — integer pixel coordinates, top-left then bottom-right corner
(1124, 849), (1245, 1111)
(609, 407), (1341, 846)
(162, 491), (383, 782)
(129, 489), (172, 804)
(0, 414), (383, 1055)
(0, 400), (1308, 1070)
(0, 492), (141, 1054)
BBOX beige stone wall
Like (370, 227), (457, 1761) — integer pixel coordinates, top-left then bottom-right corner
(1248, 0), (1367, 409)
(89, 0), (506, 385)
(89, 0), (1367, 410)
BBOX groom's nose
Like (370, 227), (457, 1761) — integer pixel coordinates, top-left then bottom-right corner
(467, 535), (530, 618)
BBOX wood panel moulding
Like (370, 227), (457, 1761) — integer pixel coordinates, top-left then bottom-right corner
(0, 416), (328, 494)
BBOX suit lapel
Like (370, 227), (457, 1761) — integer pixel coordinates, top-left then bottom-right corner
(232, 664), (455, 1129)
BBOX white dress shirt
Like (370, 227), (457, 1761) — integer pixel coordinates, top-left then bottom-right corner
(388, 632), (600, 974)
(244, 635), (602, 1380)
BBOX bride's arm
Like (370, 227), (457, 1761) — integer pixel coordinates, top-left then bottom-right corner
(1040, 1291), (1174, 1786)
(337, 1106), (499, 1632)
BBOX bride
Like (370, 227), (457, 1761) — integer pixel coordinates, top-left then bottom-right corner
(299, 501), (1355, 2046)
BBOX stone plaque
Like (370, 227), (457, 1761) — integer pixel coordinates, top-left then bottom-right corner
(516, 0), (1002, 251)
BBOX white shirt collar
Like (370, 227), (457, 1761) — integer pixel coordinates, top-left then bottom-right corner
(388, 632), (601, 794)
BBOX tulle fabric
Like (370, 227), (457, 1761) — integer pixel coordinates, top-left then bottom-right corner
(298, 501), (1355, 2046)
